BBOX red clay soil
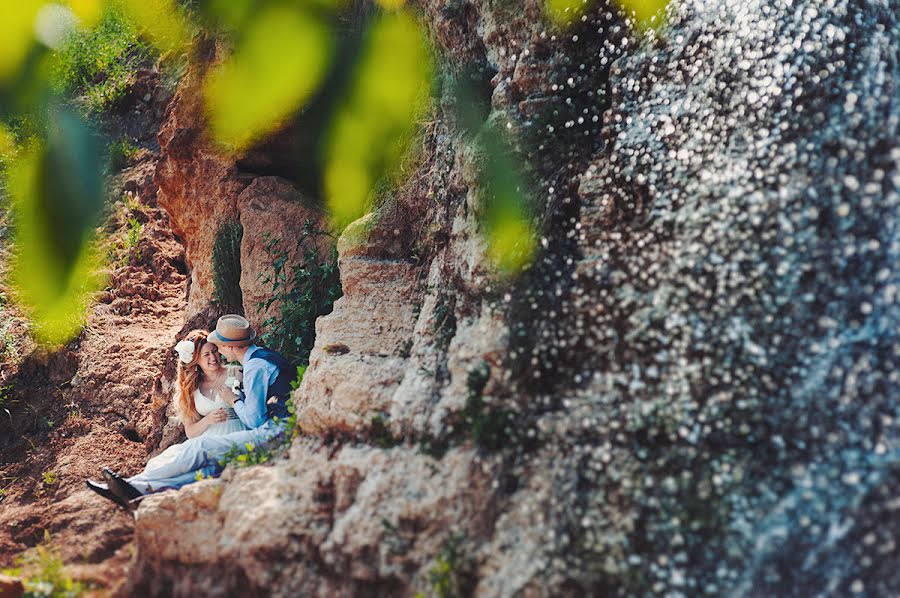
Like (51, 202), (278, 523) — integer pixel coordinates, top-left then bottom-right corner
(0, 155), (189, 593)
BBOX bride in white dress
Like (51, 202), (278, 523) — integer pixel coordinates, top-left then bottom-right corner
(144, 329), (246, 471)
(85, 329), (250, 503)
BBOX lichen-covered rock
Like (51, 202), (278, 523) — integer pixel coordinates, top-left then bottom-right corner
(129, 0), (898, 595)
(548, 0), (899, 593)
(126, 440), (496, 597)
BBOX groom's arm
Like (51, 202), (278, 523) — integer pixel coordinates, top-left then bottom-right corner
(232, 361), (273, 429)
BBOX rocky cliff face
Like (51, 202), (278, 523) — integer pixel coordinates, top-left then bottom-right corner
(154, 39), (331, 325)
(125, 0), (898, 595)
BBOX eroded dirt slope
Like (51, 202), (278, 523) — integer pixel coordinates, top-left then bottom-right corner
(0, 154), (188, 591)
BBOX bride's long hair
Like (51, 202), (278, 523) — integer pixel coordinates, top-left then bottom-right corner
(175, 329), (211, 424)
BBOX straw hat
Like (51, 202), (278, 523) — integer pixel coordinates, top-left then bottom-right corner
(207, 314), (257, 346)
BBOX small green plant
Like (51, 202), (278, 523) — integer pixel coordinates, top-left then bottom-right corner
(289, 364), (308, 392)
(418, 535), (474, 598)
(41, 471), (58, 486)
(370, 414), (400, 449)
(2, 531), (85, 597)
(212, 220), (244, 311)
(417, 362), (516, 457)
(258, 221), (342, 365)
(417, 432), (450, 459)
(65, 403), (81, 421)
(433, 291), (457, 347)
(280, 365), (307, 440)
(121, 192), (141, 214)
(0, 320), (16, 362)
(0, 299), (18, 362)
(459, 361), (516, 451)
(218, 442), (272, 469)
(108, 138), (140, 170)
(125, 217), (143, 262)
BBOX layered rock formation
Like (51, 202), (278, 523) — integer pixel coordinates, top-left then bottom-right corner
(126, 0), (898, 595)
(154, 40), (330, 324)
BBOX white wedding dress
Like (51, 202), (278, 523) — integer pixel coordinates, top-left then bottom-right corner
(144, 388), (247, 471)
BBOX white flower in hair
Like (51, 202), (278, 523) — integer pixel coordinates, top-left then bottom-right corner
(174, 340), (195, 364)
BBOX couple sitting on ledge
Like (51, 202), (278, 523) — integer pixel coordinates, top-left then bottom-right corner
(86, 314), (294, 509)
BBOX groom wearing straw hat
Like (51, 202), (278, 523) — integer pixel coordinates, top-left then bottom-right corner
(90, 315), (295, 507)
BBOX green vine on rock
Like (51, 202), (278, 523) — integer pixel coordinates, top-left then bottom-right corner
(257, 220), (341, 366)
(212, 219), (244, 312)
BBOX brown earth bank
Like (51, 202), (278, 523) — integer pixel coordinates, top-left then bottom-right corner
(0, 151), (191, 590)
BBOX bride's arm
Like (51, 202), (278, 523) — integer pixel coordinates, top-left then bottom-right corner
(184, 415), (210, 438)
(185, 409), (229, 437)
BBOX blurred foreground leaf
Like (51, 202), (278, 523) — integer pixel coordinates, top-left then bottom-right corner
(486, 211), (536, 274)
(120, 0), (190, 53)
(374, 0), (406, 9)
(616, 0), (669, 29)
(0, 0), (43, 83)
(8, 108), (106, 345)
(323, 9), (432, 229)
(200, 0), (257, 29)
(478, 128), (537, 275)
(204, 4), (333, 152)
(68, 0), (104, 29)
(545, 0), (669, 29)
(200, 0), (347, 28)
(449, 76), (537, 275)
(544, 0), (590, 25)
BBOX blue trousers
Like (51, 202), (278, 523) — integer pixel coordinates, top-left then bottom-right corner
(127, 423), (285, 494)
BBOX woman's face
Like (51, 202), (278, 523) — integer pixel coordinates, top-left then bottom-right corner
(197, 342), (222, 376)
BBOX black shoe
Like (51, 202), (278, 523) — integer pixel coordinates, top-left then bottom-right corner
(86, 479), (130, 509)
(101, 467), (144, 504)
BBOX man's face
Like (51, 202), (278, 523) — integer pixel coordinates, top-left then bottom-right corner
(216, 344), (234, 363)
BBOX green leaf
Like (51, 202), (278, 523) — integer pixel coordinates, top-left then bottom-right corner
(119, 0), (191, 53)
(204, 4), (333, 152)
(8, 107), (106, 344)
(0, 0), (42, 84)
(323, 9), (433, 229)
(545, 0), (669, 30)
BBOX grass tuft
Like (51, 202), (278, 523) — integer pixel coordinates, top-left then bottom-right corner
(50, 5), (155, 114)
(2, 531), (86, 597)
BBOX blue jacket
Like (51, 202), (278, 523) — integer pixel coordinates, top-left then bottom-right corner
(233, 345), (293, 428)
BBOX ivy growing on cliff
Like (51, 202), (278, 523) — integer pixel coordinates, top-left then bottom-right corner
(257, 220), (341, 366)
(1, 531), (86, 596)
(212, 219), (243, 312)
